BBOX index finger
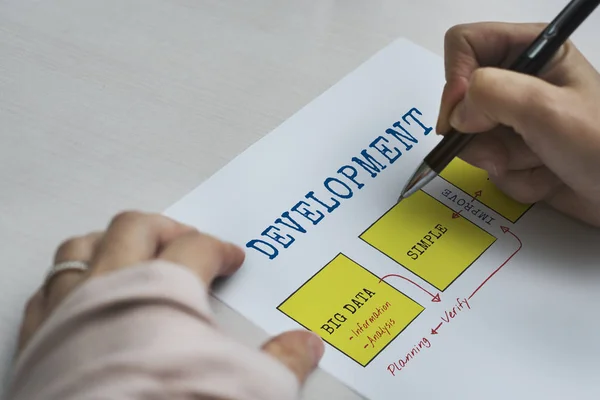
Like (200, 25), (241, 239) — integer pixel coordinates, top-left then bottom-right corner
(156, 231), (245, 286)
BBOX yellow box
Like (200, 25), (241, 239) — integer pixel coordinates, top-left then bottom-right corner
(278, 254), (424, 367)
(360, 191), (495, 291)
(439, 157), (532, 222)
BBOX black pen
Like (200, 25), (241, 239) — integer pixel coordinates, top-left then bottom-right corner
(398, 0), (600, 203)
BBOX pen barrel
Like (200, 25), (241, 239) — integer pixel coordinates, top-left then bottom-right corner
(510, 0), (600, 75)
(424, 131), (473, 174)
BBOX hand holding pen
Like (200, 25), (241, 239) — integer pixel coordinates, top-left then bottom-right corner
(399, 0), (600, 228)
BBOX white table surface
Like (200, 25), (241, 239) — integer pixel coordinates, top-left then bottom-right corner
(1, 0), (599, 398)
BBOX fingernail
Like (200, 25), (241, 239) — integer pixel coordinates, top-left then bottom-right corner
(435, 113), (444, 135)
(435, 120), (446, 135)
(307, 332), (325, 365)
(228, 241), (245, 253)
(480, 160), (499, 177)
(449, 101), (466, 129)
(229, 242), (246, 262)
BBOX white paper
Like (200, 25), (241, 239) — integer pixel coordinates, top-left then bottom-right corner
(165, 39), (600, 399)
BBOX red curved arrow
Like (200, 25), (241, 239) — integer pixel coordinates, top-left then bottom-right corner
(431, 322), (443, 335)
(468, 226), (522, 300)
(379, 273), (441, 302)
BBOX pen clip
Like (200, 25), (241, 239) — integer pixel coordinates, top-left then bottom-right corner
(525, 0), (596, 61)
(544, 0), (598, 40)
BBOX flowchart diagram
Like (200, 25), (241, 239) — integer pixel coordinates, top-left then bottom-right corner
(278, 159), (530, 368)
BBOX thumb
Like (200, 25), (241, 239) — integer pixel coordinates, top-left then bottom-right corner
(449, 67), (563, 138)
(261, 330), (325, 384)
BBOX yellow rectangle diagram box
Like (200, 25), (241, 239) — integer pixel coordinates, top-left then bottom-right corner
(360, 191), (496, 291)
(277, 253), (424, 367)
(439, 157), (532, 222)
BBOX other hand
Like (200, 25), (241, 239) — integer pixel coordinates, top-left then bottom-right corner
(17, 211), (324, 385)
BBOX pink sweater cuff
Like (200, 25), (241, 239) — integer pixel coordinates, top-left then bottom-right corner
(7, 260), (299, 400)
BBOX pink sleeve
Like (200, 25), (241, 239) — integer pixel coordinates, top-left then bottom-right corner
(6, 260), (300, 400)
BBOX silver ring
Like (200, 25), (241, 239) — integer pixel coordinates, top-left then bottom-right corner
(45, 261), (89, 283)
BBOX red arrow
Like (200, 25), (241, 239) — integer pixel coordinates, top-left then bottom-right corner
(471, 190), (482, 202)
(452, 210), (462, 219)
(468, 226), (523, 300)
(431, 322), (443, 335)
(380, 273), (441, 302)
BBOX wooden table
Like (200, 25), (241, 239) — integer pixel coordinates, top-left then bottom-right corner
(2, 0), (599, 397)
